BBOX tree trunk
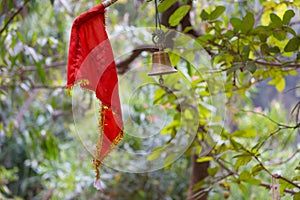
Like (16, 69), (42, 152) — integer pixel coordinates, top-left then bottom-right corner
(186, 154), (210, 200)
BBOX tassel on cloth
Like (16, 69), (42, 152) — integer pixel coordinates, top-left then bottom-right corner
(94, 179), (102, 190)
(93, 159), (102, 190)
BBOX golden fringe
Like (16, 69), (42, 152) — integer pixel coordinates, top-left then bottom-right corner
(66, 79), (92, 95)
(67, 81), (123, 182)
(93, 104), (124, 181)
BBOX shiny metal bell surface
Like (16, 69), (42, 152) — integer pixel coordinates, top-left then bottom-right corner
(148, 51), (177, 76)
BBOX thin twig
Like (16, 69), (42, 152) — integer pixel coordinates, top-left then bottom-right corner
(21, 61), (66, 72)
(189, 187), (212, 200)
(210, 153), (237, 176)
(276, 174), (300, 190)
(291, 101), (300, 124)
(57, 0), (74, 18)
(116, 45), (157, 74)
(33, 85), (65, 89)
(290, 21), (300, 26)
(254, 155), (300, 190)
(241, 110), (298, 129)
(285, 86), (300, 94)
(260, 182), (297, 195)
(254, 60), (300, 69)
(0, 0), (30, 35)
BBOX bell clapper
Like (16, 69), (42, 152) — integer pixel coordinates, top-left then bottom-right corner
(159, 75), (164, 86)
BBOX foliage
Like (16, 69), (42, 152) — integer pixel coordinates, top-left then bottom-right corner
(0, 0), (300, 199)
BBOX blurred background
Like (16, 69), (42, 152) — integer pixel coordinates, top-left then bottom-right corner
(1, 0), (300, 199)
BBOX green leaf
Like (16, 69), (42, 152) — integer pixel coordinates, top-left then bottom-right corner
(283, 10), (295, 25)
(246, 178), (261, 185)
(200, 9), (209, 20)
(239, 171), (261, 185)
(227, 63), (242, 75)
(285, 27), (296, 36)
(161, 120), (180, 135)
(147, 147), (164, 161)
(230, 138), (243, 150)
(239, 171), (251, 181)
(138, 191), (145, 198)
(270, 13), (283, 28)
(169, 52), (181, 66)
(36, 64), (47, 84)
(0, 88), (7, 96)
(231, 129), (257, 138)
(268, 46), (280, 54)
(184, 109), (194, 119)
(223, 30), (234, 38)
(158, 0), (177, 13)
(288, 70), (297, 76)
(268, 77), (285, 92)
(154, 88), (166, 104)
(253, 25), (271, 35)
(284, 37), (300, 52)
(245, 61), (257, 74)
(259, 35), (268, 42)
(280, 179), (296, 193)
(230, 18), (242, 32)
(168, 5), (190, 26)
(293, 193), (300, 200)
(196, 156), (213, 163)
(16, 32), (25, 43)
(241, 12), (254, 34)
(234, 154), (252, 170)
(183, 26), (193, 33)
(207, 167), (218, 176)
(257, 31), (269, 42)
(197, 35), (214, 44)
(164, 153), (175, 165)
(260, 43), (269, 55)
(251, 164), (263, 176)
(209, 6), (225, 20)
(238, 183), (247, 195)
(273, 30), (286, 41)
(276, 78), (286, 92)
(242, 45), (250, 62)
(293, 176), (300, 181)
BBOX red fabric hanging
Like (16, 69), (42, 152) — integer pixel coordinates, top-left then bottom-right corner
(66, 3), (123, 189)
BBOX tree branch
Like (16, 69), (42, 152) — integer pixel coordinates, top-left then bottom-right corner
(254, 60), (300, 69)
(32, 85), (65, 90)
(207, 149), (300, 196)
(0, 0), (30, 35)
(115, 0), (206, 74)
(58, 0), (75, 18)
(253, 155), (300, 190)
(290, 21), (300, 26)
(116, 45), (157, 74)
(21, 61), (66, 72)
(259, 182), (297, 195)
(275, 174), (300, 190)
(241, 109), (298, 129)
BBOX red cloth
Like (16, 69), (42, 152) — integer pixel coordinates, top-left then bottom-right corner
(66, 3), (123, 181)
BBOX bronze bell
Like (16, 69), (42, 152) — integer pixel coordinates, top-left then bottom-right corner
(148, 51), (177, 76)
